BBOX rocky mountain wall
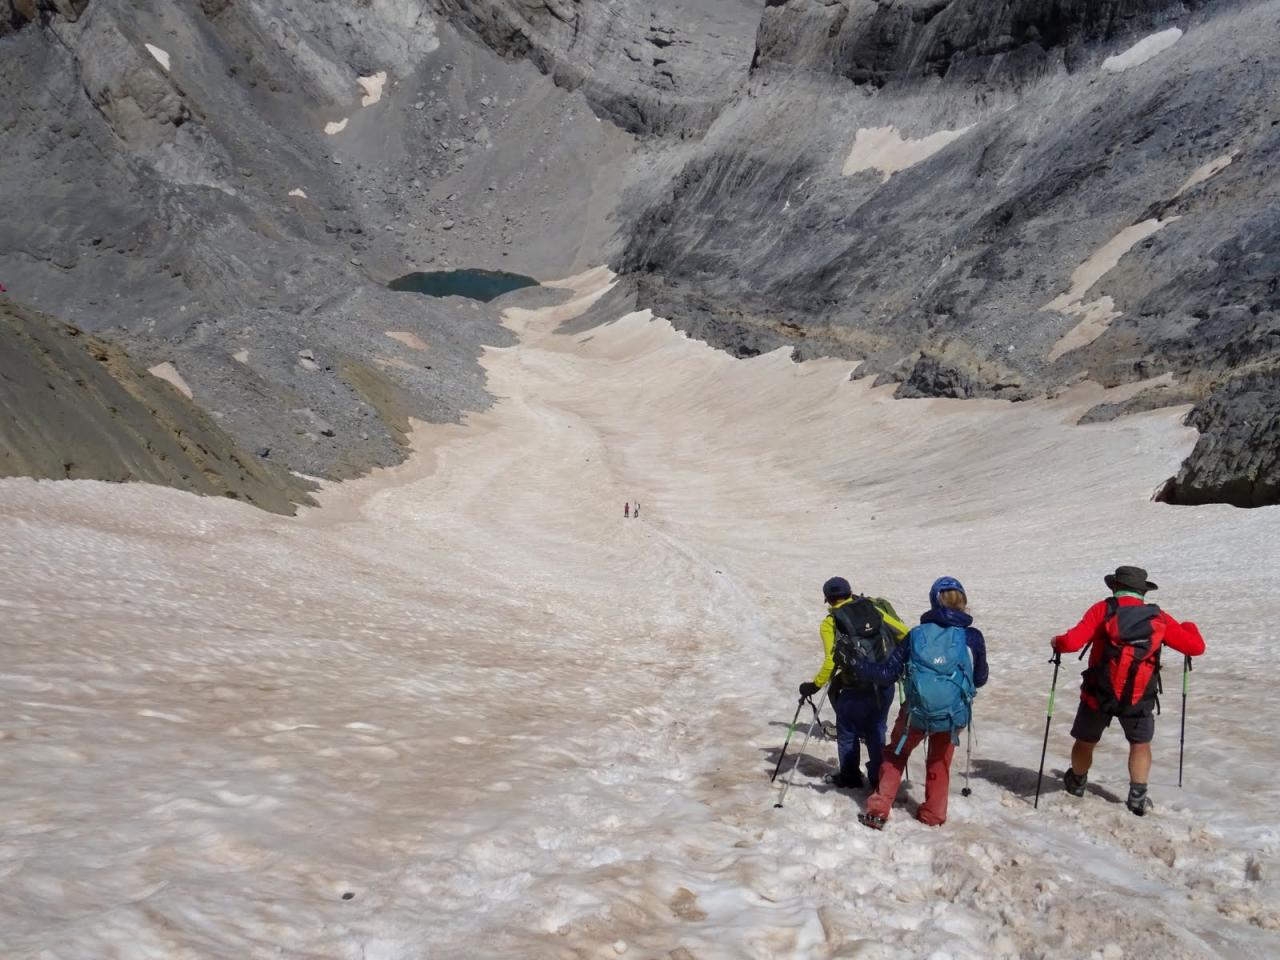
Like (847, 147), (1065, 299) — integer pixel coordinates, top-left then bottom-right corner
(752, 0), (1212, 86)
(1, 0), (630, 494)
(427, 0), (764, 135)
(2, 0), (1276, 508)
(617, 0), (1280, 506)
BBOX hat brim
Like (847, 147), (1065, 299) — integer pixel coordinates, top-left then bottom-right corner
(1105, 574), (1158, 592)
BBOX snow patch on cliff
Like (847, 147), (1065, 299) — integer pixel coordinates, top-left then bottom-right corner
(144, 44), (171, 72)
(147, 361), (193, 399)
(1046, 219), (1175, 360)
(358, 71), (388, 107)
(843, 125), (974, 182)
(1176, 152), (1235, 197)
(1103, 28), (1183, 72)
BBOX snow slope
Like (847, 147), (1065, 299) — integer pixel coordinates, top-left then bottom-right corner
(1, 269), (1278, 959)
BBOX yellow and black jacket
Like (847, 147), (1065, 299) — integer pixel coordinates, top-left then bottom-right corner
(813, 596), (908, 687)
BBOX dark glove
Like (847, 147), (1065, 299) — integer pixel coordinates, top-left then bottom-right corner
(798, 681), (821, 698)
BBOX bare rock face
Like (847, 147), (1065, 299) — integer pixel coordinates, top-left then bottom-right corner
(428, 0), (764, 135)
(752, 0), (1206, 86)
(3, 0), (88, 35)
(1157, 369), (1280, 508)
(0, 299), (315, 514)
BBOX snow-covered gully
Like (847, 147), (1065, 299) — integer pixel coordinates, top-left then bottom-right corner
(1, 269), (1277, 959)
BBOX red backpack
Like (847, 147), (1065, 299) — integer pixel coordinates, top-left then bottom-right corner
(1084, 599), (1165, 717)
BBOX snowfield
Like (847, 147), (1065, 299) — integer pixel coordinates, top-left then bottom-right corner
(2, 269), (1278, 959)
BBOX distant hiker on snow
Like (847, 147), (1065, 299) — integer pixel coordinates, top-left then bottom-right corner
(852, 577), (988, 829)
(798, 577), (907, 791)
(1052, 565), (1205, 816)
(623, 502), (629, 519)
(633, 501), (640, 519)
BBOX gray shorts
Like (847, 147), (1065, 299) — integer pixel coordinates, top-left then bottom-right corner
(1070, 701), (1155, 745)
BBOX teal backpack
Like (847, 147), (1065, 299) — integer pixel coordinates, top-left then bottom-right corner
(897, 622), (976, 749)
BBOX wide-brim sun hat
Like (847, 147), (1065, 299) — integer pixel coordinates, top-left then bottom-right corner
(1104, 565), (1158, 592)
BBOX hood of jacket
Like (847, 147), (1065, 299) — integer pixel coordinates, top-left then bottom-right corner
(921, 606), (973, 629)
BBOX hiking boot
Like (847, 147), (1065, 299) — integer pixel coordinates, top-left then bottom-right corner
(858, 812), (886, 831)
(1063, 768), (1088, 797)
(824, 768), (864, 789)
(1126, 785), (1152, 817)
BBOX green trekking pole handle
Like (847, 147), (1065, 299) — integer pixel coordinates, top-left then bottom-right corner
(771, 696), (811, 783)
(1033, 651), (1062, 810)
(1178, 655), (1192, 789)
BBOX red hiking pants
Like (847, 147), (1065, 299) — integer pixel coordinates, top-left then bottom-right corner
(866, 708), (957, 825)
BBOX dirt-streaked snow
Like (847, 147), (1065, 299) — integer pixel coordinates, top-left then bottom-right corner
(1176, 152), (1236, 197)
(146, 360), (194, 399)
(385, 330), (429, 351)
(843, 125), (974, 182)
(358, 72), (388, 108)
(1, 269), (1278, 959)
(1045, 219), (1175, 361)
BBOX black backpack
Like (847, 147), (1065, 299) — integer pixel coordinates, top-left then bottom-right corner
(831, 596), (899, 689)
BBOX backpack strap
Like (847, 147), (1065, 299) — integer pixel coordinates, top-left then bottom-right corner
(1080, 597), (1119, 661)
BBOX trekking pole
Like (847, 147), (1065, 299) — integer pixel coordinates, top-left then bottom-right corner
(775, 696), (823, 809)
(770, 696), (810, 783)
(898, 680), (910, 785)
(1033, 652), (1062, 810)
(961, 712), (974, 797)
(1178, 655), (1192, 788)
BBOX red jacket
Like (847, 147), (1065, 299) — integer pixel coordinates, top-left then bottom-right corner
(1054, 596), (1205, 708)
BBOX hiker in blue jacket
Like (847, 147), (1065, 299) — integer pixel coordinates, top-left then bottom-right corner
(850, 576), (988, 828)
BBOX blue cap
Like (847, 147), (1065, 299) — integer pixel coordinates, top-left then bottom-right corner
(929, 576), (966, 608)
(823, 576), (853, 603)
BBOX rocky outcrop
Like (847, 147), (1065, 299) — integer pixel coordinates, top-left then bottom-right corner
(427, 0), (763, 135)
(1156, 368), (1280, 508)
(896, 351), (1029, 401)
(752, 0), (1205, 86)
(0, 298), (315, 513)
(2, 0), (89, 36)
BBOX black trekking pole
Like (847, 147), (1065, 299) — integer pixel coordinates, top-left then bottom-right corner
(1178, 655), (1192, 788)
(775, 696), (823, 809)
(770, 696), (811, 783)
(962, 712), (974, 797)
(898, 680), (910, 785)
(1033, 652), (1062, 810)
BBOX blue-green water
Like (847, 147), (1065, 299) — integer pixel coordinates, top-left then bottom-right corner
(389, 269), (539, 302)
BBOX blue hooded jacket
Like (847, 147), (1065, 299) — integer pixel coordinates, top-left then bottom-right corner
(854, 579), (989, 688)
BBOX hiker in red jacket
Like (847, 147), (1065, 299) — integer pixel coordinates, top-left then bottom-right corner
(1052, 565), (1205, 816)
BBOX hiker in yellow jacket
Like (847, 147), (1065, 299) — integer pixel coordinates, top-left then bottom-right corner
(799, 577), (908, 789)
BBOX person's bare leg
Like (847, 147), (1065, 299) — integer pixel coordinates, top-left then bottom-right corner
(1070, 739), (1096, 776)
(1128, 742), (1152, 784)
